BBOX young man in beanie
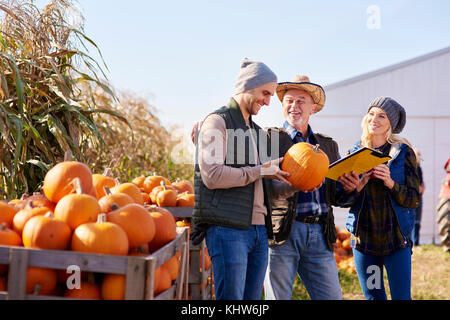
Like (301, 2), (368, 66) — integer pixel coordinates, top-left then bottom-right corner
(192, 59), (297, 300)
(263, 76), (357, 300)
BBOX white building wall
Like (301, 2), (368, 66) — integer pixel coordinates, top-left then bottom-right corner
(310, 47), (450, 244)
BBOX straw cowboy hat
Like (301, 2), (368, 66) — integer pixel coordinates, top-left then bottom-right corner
(276, 75), (326, 112)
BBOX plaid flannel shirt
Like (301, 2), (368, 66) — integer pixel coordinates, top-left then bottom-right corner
(283, 121), (329, 217)
(355, 143), (420, 256)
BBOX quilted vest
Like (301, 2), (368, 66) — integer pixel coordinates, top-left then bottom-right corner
(192, 99), (274, 237)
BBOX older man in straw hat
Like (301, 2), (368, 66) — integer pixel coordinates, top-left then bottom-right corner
(263, 75), (357, 300)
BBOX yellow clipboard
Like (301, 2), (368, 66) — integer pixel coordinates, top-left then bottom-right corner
(326, 147), (392, 181)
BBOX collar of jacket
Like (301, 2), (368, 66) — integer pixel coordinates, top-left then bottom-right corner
(228, 97), (254, 128)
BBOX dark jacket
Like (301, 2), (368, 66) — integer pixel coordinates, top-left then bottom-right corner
(266, 127), (345, 251)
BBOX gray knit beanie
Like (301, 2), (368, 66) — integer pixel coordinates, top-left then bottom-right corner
(368, 96), (406, 134)
(235, 58), (278, 94)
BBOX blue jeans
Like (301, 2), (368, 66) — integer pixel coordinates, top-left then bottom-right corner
(264, 221), (342, 300)
(353, 246), (412, 300)
(205, 225), (268, 300)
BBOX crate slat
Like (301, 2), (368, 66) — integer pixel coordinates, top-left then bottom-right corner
(154, 284), (176, 300)
(7, 248), (29, 300)
(124, 256), (147, 300)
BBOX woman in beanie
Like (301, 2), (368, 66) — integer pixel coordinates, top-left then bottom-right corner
(338, 97), (420, 300)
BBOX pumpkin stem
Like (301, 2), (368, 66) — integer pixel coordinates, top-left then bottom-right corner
(20, 193), (30, 201)
(44, 212), (54, 218)
(114, 178), (121, 186)
(25, 200), (36, 210)
(32, 284), (42, 295)
(0, 223), (6, 231)
(110, 202), (120, 211)
(137, 244), (149, 255)
(97, 213), (107, 224)
(161, 181), (167, 191)
(72, 177), (84, 195)
(64, 150), (73, 161)
(104, 186), (112, 196)
(103, 168), (112, 177)
(313, 144), (321, 152)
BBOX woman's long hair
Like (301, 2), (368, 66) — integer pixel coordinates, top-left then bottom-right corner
(360, 113), (412, 149)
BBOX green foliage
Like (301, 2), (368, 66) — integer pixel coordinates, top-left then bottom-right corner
(0, 0), (127, 198)
(0, 0), (193, 199)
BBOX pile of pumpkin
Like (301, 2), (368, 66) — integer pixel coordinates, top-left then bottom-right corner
(334, 227), (356, 275)
(130, 174), (195, 208)
(0, 158), (187, 299)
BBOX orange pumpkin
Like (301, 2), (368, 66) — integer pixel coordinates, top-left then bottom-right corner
(156, 182), (178, 207)
(341, 238), (351, 251)
(23, 193), (56, 212)
(64, 281), (101, 300)
(71, 213), (129, 256)
(98, 191), (134, 213)
(143, 175), (171, 194)
(131, 176), (146, 189)
(334, 252), (342, 264)
(335, 248), (348, 257)
(12, 207), (52, 236)
(154, 266), (172, 296)
(0, 202), (18, 228)
(150, 184), (176, 204)
(176, 192), (195, 207)
(337, 229), (351, 242)
(7, 199), (25, 211)
(101, 274), (125, 300)
(26, 267), (58, 295)
(107, 203), (156, 248)
(200, 247), (212, 271)
(54, 179), (101, 231)
(333, 238), (342, 250)
(176, 219), (191, 233)
(92, 173), (116, 200)
(43, 161), (95, 203)
(111, 183), (144, 205)
(148, 208), (177, 252)
(281, 143), (330, 191)
(22, 212), (72, 251)
(171, 179), (194, 194)
(141, 192), (151, 205)
(0, 223), (22, 246)
(162, 256), (179, 281)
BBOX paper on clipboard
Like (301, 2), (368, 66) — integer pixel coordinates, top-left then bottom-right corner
(326, 147), (392, 181)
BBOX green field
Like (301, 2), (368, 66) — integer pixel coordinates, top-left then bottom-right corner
(291, 245), (449, 300)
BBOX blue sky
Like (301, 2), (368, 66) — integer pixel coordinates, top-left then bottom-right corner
(38, 1), (450, 133)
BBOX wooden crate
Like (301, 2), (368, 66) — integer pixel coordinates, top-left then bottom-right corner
(0, 227), (189, 300)
(189, 239), (213, 300)
(161, 207), (214, 300)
